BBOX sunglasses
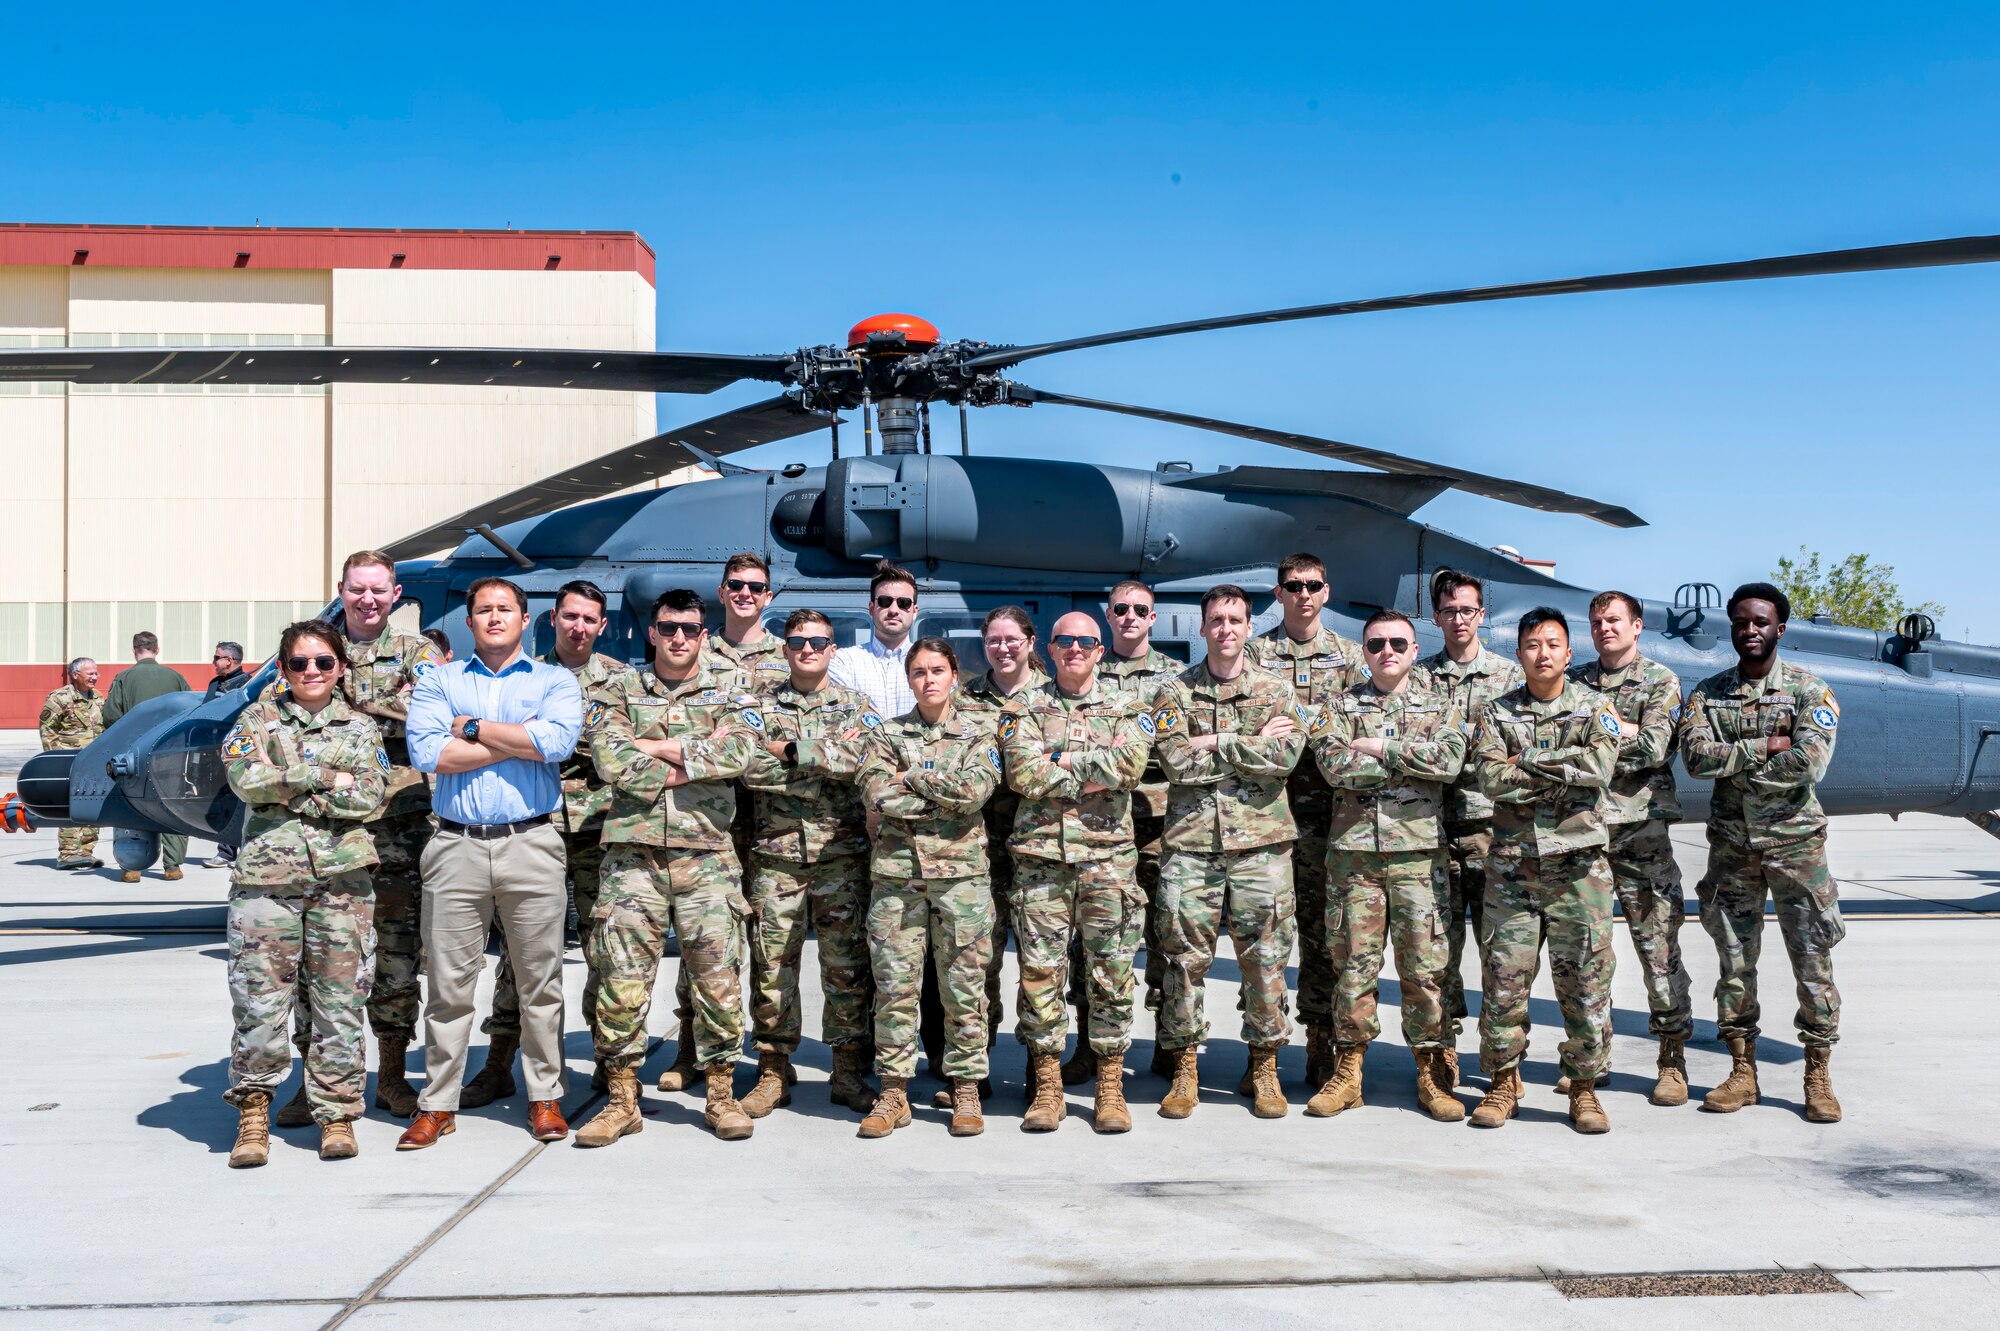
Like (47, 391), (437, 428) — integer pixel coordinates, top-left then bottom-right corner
(1050, 635), (1102, 651)
(285, 655), (338, 673)
(1109, 602), (1153, 618)
(873, 595), (915, 611)
(724, 578), (770, 594)
(1279, 579), (1328, 595)
(1364, 636), (1412, 654)
(653, 622), (704, 639)
(784, 635), (833, 652)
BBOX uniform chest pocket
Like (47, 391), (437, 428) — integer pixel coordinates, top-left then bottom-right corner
(1753, 700), (1796, 739)
(631, 704), (671, 739)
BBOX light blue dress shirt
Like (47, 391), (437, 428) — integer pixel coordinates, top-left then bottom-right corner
(407, 650), (583, 825)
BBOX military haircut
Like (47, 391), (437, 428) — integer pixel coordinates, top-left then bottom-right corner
(723, 551), (770, 578)
(870, 560), (919, 597)
(214, 641), (244, 662)
(555, 579), (609, 614)
(651, 588), (706, 621)
(906, 635), (959, 674)
(1588, 589), (1644, 622)
(340, 549), (397, 584)
(465, 576), (528, 614)
(783, 607), (833, 635)
(1431, 567), (1486, 608)
(1200, 583), (1252, 620)
(1728, 581), (1791, 623)
(278, 618), (347, 663)
(1361, 608), (1415, 636)
(1517, 606), (1570, 642)
(131, 630), (160, 655)
(1108, 578), (1154, 605)
(1276, 552), (1326, 583)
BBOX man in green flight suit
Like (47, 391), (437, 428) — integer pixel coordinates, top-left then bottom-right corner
(102, 631), (191, 882)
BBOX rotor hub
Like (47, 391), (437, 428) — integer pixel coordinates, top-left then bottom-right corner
(847, 312), (940, 354)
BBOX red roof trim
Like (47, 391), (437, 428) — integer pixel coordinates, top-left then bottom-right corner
(0, 224), (655, 287)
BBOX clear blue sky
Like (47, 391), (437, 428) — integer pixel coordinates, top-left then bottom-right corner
(7, 6), (1996, 636)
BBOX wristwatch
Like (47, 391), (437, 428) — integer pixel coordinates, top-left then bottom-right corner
(463, 718), (481, 743)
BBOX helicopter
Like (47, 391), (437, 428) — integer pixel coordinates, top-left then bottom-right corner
(6, 233), (2000, 862)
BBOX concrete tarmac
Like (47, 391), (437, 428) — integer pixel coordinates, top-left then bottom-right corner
(1, 807), (1995, 1328)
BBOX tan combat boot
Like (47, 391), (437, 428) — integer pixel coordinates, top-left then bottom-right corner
(656, 1012), (704, 1092)
(703, 1064), (754, 1141)
(1159, 1046), (1200, 1119)
(1061, 1004), (1097, 1086)
(1441, 1045), (1460, 1092)
(1469, 1067), (1522, 1128)
(1093, 1052), (1132, 1134)
(458, 1035), (519, 1109)
(1652, 1035), (1689, 1107)
(1554, 1069), (1610, 1094)
(1304, 1044), (1364, 1118)
(739, 1051), (794, 1119)
(319, 1119), (358, 1160)
(1702, 1036), (1760, 1113)
(1803, 1046), (1842, 1123)
(575, 1065), (644, 1148)
(858, 1076), (912, 1137)
(949, 1079), (985, 1137)
(1022, 1050), (1066, 1132)
(1248, 1046), (1287, 1119)
(1304, 1023), (1332, 1090)
(373, 1034), (418, 1119)
(1415, 1048), (1465, 1122)
(829, 1042), (873, 1111)
(1568, 1080), (1611, 1134)
(229, 1089), (271, 1169)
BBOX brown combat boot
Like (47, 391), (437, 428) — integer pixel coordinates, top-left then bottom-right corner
(703, 1063), (754, 1141)
(1568, 1081), (1611, 1134)
(373, 1033), (418, 1118)
(575, 1065), (644, 1148)
(1554, 1069), (1610, 1094)
(274, 1084), (314, 1129)
(458, 1035), (518, 1109)
(1093, 1052), (1132, 1133)
(1304, 1023), (1332, 1090)
(318, 1118), (358, 1160)
(228, 1089), (271, 1169)
(1803, 1046), (1842, 1123)
(1702, 1036), (1760, 1113)
(1305, 1044), (1365, 1118)
(829, 1042), (874, 1112)
(858, 1076), (911, 1138)
(656, 1013), (704, 1092)
(949, 1079), (985, 1137)
(1415, 1048), (1465, 1122)
(1248, 1046), (1287, 1119)
(1022, 1050), (1066, 1132)
(1441, 1045), (1460, 1092)
(163, 868), (183, 882)
(1159, 1046), (1200, 1119)
(1652, 1035), (1690, 1107)
(1469, 1067), (1522, 1128)
(739, 1051), (794, 1119)
(1061, 1004), (1097, 1086)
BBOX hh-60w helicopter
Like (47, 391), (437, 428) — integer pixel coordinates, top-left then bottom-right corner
(7, 234), (2000, 864)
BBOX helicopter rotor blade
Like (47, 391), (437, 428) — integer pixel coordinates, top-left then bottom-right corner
(0, 345), (795, 394)
(1009, 384), (1645, 528)
(380, 395), (834, 560)
(965, 234), (2000, 372)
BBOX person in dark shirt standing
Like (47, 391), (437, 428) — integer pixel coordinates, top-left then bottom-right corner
(102, 631), (192, 882)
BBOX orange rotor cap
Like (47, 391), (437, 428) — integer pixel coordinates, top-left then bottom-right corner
(847, 313), (940, 352)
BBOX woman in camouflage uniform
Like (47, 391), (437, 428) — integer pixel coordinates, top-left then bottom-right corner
(220, 621), (390, 1167)
(858, 639), (1004, 1138)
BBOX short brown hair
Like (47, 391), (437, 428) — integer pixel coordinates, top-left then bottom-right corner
(1589, 590), (1643, 622)
(870, 561), (918, 597)
(1200, 584), (1251, 620)
(1276, 552), (1326, 584)
(1108, 579), (1153, 605)
(131, 631), (160, 655)
(906, 635), (958, 675)
(1362, 609), (1415, 637)
(783, 608), (832, 635)
(724, 552), (770, 579)
(340, 549), (397, 584)
(465, 576), (527, 614)
(1431, 567), (1485, 608)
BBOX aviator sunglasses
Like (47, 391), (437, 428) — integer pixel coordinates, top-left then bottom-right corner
(1109, 602), (1153, 618)
(724, 578), (770, 594)
(285, 654), (339, 672)
(1364, 636), (1412, 654)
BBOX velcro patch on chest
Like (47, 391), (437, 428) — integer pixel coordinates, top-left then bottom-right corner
(999, 715), (1019, 742)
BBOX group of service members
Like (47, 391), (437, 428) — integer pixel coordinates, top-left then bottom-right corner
(206, 547), (1846, 1166)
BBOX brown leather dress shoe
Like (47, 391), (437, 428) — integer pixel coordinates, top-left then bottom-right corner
(396, 1109), (456, 1150)
(527, 1099), (568, 1142)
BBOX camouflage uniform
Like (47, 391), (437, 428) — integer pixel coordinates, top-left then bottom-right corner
(1572, 654), (1693, 1038)
(1308, 682), (1469, 1049)
(1413, 645), (1525, 1038)
(1679, 659), (1842, 1047)
(484, 650), (638, 1041)
(1097, 646), (1179, 1011)
(955, 668), (1039, 1037)
(38, 683), (104, 862)
(1244, 625), (1366, 1035)
(860, 710), (1003, 1080)
(701, 631), (791, 689)
(1473, 679), (1622, 1083)
(1150, 663), (1309, 1050)
(586, 662), (760, 1070)
(1001, 679), (1153, 1055)
(738, 679), (882, 1054)
(339, 630), (445, 1040)
(221, 696), (389, 1122)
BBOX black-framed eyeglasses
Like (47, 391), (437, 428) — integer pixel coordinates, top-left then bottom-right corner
(653, 621), (704, 639)
(784, 635), (833, 652)
(1436, 606), (1482, 621)
(724, 578), (770, 594)
(284, 655), (338, 673)
(1109, 602), (1153, 618)
(1364, 636), (1412, 654)
(873, 595), (915, 611)
(1050, 635), (1102, 651)
(1279, 578), (1327, 595)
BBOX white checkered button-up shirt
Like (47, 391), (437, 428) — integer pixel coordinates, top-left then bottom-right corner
(829, 636), (915, 719)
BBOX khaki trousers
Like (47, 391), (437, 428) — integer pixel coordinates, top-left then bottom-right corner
(418, 822), (568, 1109)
